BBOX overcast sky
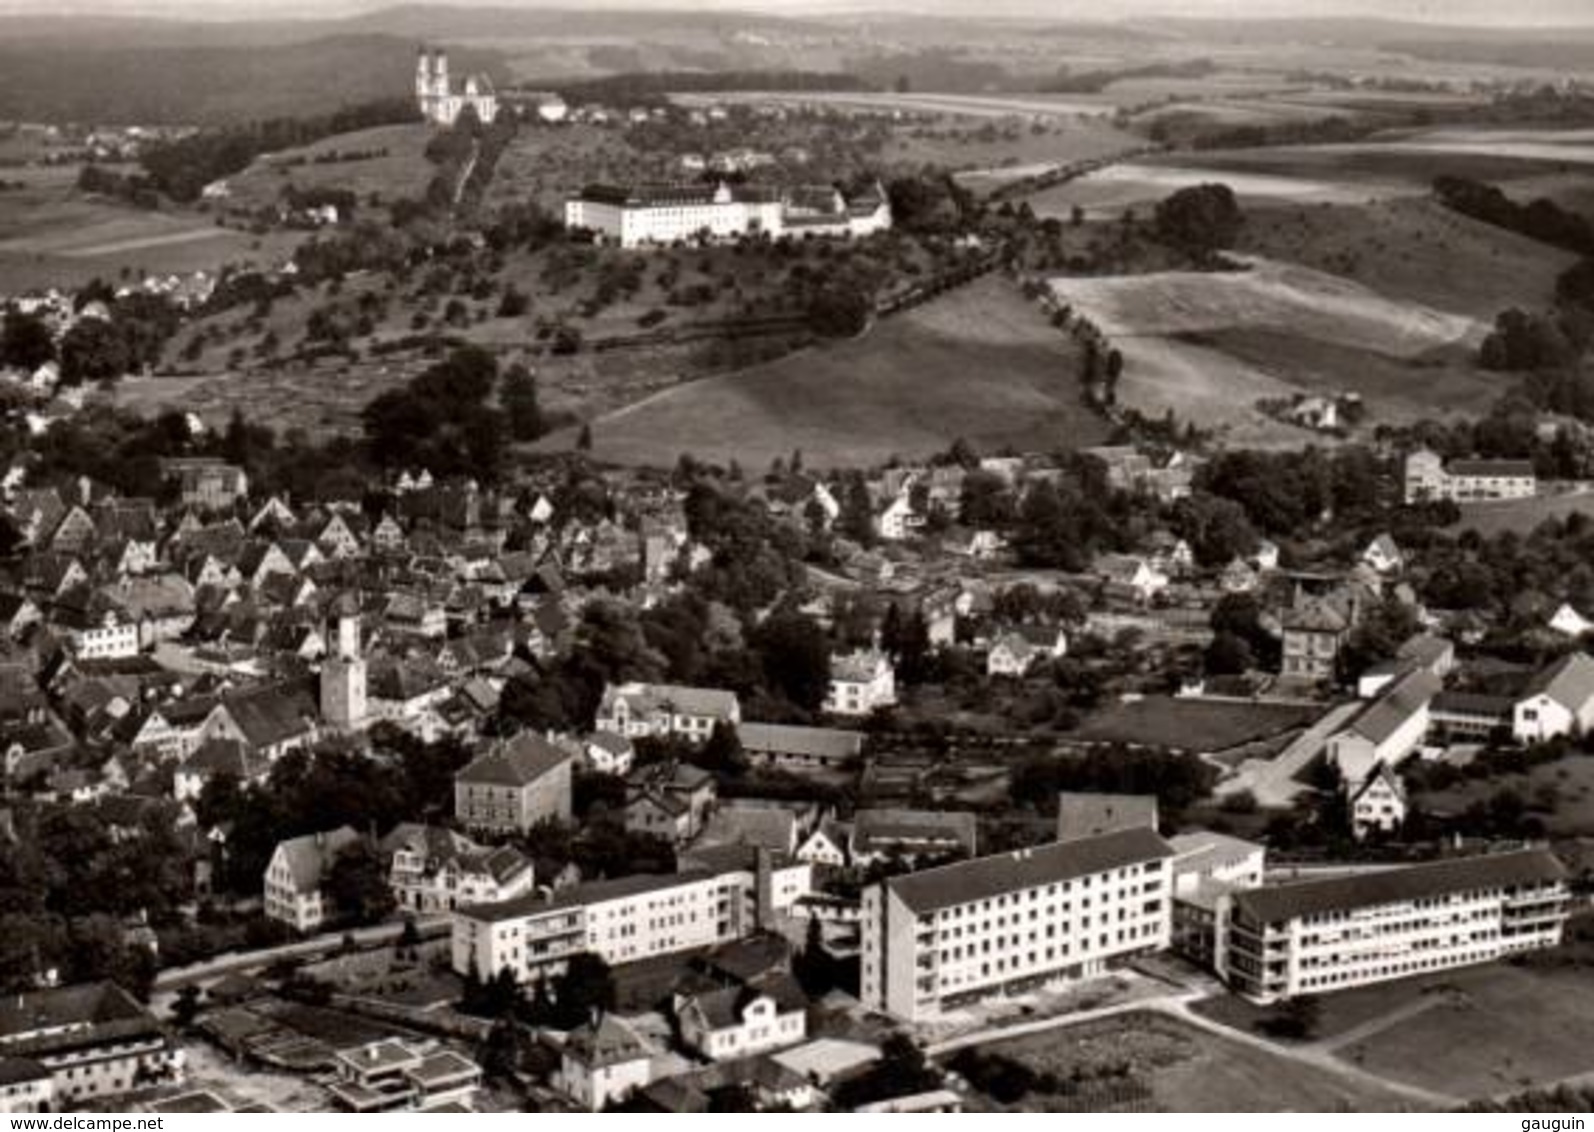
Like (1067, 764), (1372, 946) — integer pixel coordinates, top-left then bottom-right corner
(2, 0), (1592, 26)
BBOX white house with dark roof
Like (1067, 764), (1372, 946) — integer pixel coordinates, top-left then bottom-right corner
(455, 732), (573, 833)
(1325, 667), (1440, 787)
(596, 682), (740, 742)
(860, 827), (1176, 1020)
(823, 650), (895, 717)
(986, 624), (1067, 678)
(1513, 652), (1594, 744)
(676, 974), (808, 1062)
(263, 826), (360, 932)
(1350, 763), (1407, 838)
(560, 1014), (653, 1111)
(0, 982), (178, 1108)
(381, 823), (535, 914)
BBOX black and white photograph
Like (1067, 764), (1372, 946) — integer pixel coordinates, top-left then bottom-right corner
(0, 0), (1591, 1117)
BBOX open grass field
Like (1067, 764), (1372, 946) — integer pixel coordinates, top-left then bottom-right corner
(886, 119), (1139, 191)
(106, 362), (420, 438)
(0, 164), (301, 292)
(1238, 196), (1578, 320)
(1049, 255), (1487, 443)
(1071, 696), (1318, 753)
(673, 90), (1120, 121)
(1328, 962), (1594, 1099)
(969, 1010), (1414, 1112)
(1413, 750), (1594, 836)
(221, 123), (438, 213)
(1450, 490), (1594, 539)
(549, 274), (1110, 470)
(1029, 125), (1594, 221)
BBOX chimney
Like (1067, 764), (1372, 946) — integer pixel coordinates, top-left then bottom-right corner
(754, 847), (774, 931)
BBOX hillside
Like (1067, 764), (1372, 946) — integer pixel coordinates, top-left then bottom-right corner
(1238, 196), (1579, 320)
(1049, 255), (1494, 447)
(0, 35), (504, 124)
(553, 274), (1110, 471)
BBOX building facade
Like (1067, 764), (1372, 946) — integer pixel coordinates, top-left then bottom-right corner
(415, 47), (498, 127)
(451, 855), (810, 983)
(860, 828), (1175, 1021)
(1404, 448), (1537, 504)
(565, 182), (890, 249)
(1214, 850), (1568, 1003)
(0, 983), (178, 1109)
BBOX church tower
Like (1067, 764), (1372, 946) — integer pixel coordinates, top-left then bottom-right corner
(320, 592), (368, 731)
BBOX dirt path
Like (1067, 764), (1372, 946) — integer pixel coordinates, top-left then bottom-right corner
(927, 990), (1457, 1110)
(1313, 993), (1455, 1054)
(1158, 998), (1458, 1110)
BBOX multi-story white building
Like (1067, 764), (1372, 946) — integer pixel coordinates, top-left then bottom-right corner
(860, 828), (1176, 1021)
(565, 182), (891, 249)
(382, 823), (535, 915)
(824, 650), (896, 717)
(1404, 448), (1537, 504)
(451, 853), (810, 983)
(263, 826), (360, 932)
(0, 983), (179, 1109)
(1213, 849), (1568, 1003)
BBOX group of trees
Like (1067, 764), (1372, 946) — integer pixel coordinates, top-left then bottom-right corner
(1010, 745), (1218, 817)
(0, 800), (193, 997)
(363, 344), (548, 480)
(1154, 183), (1244, 256)
(1434, 175), (1594, 256)
(196, 732), (475, 896)
(3, 288), (182, 388)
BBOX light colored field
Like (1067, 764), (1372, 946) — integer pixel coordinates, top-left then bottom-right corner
(222, 123), (438, 212)
(549, 273), (1110, 470)
(1451, 490), (1594, 538)
(890, 118), (1140, 189)
(1030, 160), (1413, 221)
(1049, 256), (1487, 444)
(0, 166), (301, 291)
(671, 90), (1118, 120)
(1052, 256), (1476, 357)
(1030, 125), (1594, 220)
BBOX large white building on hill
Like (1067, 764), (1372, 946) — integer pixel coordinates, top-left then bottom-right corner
(565, 181), (892, 248)
(415, 47), (499, 127)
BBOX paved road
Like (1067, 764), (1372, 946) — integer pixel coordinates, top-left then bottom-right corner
(1219, 700), (1361, 807)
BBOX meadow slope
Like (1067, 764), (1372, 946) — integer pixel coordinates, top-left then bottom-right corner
(557, 274), (1111, 470)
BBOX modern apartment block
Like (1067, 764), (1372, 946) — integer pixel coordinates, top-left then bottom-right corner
(859, 828), (1176, 1021)
(451, 852), (810, 983)
(1213, 849), (1568, 1003)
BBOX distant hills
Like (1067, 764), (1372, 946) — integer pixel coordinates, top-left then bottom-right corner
(2, 5), (1593, 126)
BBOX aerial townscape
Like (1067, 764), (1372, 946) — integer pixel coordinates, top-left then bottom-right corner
(6, 0), (1594, 1118)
